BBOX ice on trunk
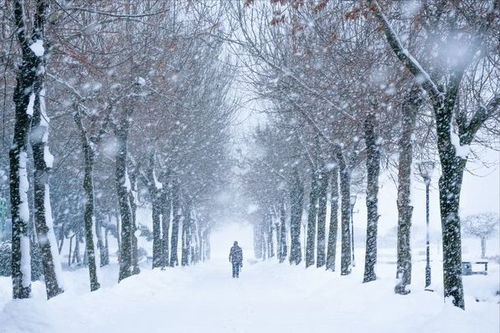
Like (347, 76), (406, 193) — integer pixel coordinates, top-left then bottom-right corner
(153, 169), (162, 190)
(17, 150), (31, 290)
(43, 146), (54, 168)
(29, 39), (45, 57)
(26, 93), (35, 116)
(91, 216), (101, 278)
(18, 152), (30, 224)
(20, 235), (31, 288)
(450, 128), (470, 159)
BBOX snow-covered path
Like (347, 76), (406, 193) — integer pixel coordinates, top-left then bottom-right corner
(1, 258), (498, 333)
(0, 223), (498, 333)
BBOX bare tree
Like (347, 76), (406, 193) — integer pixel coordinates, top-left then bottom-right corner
(462, 213), (498, 259)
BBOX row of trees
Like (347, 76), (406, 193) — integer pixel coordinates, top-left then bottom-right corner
(1, 1), (234, 298)
(233, 0), (499, 309)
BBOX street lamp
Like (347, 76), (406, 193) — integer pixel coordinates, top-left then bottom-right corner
(350, 194), (357, 267)
(418, 161), (435, 290)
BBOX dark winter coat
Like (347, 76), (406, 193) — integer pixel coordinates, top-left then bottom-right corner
(229, 245), (243, 264)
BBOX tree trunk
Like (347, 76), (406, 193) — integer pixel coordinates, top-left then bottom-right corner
(151, 186), (162, 268)
(68, 235), (73, 267)
(338, 154), (352, 275)
(267, 211), (275, 258)
(103, 226), (109, 266)
(57, 223), (65, 254)
(73, 237), (81, 265)
(190, 220), (199, 265)
(96, 219), (107, 266)
(439, 149), (466, 308)
(278, 196), (287, 263)
(253, 222), (263, 259)
(10, 0), (48, 300)
(10, 83), (33, 299)
(199, 228), (204, 262)
(116, 116), (133, 281)
(115, 212), (121, 255)
(27, 0), (64, 300)
(181, 200), (191, 266)
(480, 237), (486, 259)
(439, 161), (466, 308)
(289, 169), (303, 265)
(261, 219), (267, 260)
(326, 166), (339, 272)
(326, 166), (339, 271)
(75, 112), (99, 291)
(148, 155), (162, 269)
(395, 87), (419, 294)
(83, 245), (88, 266)
(129, 171), (140, 275)
(203, 228), (211, 261)
(170, 178), (181, 266)
(363, 114), (381, 283)
(434, 94), (466, 309)
(194, 225), (201, 264)
(316, 167), (328, 268)
(197, 225), (203, 263)
(275, 221), (280, 261)
(161, 181), (171, 268)
(305, 167), (318, 268)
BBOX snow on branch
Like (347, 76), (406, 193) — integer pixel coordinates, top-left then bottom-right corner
(366, 0), (441, 100)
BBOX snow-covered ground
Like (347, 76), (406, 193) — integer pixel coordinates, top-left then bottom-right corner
(0, 223), (498, 333)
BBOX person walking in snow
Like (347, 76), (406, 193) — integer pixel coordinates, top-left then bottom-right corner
(229, 241), (243, 278)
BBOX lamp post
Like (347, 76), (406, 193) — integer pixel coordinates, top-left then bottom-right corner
(418, 161), (435, 290)
(350, 194), (357, 267)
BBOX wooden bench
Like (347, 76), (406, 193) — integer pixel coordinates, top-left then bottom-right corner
(462, 261), (488, 275)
